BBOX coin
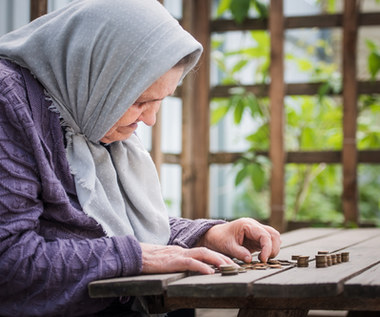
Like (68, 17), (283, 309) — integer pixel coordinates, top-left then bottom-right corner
(297, 256), (309, 267)
(219, 264), (239, 276)
(326, 255), (332, 266)
(268, 264), (282, 269)
(221, 270), (239, 276)
(253, 266), (267, 270)
(315, 255), (328, 268)
(341, 252), (350, 262)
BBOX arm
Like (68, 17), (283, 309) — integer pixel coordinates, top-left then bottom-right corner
(168, 216), (226, 248)
(139, 217), (234, 274)
(0, 68), (142, 316)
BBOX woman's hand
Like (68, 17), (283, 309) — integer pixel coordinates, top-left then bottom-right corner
(140, 243), (238, 274)
(197, 218), (281, 263)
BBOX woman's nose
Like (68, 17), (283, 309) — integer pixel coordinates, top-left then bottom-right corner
(139, 102), (160, 126)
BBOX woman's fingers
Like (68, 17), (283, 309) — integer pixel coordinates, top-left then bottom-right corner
(140, 243), (237, 275)
(199, 218), (282, 264)
(241, 221), (281, 262)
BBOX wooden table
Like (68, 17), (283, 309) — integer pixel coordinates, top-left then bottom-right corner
(88, 228), (380, 316)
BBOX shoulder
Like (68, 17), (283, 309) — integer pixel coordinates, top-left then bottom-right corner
(0, 59), (26, 98)
(0, 59), (52, 128)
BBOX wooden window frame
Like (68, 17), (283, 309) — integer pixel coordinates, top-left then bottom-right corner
(30, 0), (380, 232)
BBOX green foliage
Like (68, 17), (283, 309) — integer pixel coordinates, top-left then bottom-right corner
(285, 164), (343, 223)
(216, 0), (268, 23)
(210, 0), (380, 225)
(366, 40), (380, 80)
(316, 0), (337, 13)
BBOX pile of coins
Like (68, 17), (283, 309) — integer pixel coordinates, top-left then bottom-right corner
(219, 264), (239, 276)
(216, 251), (350, 276)
(216, 258), (291, 276)
(235, 258), (292, 270)
(292, 255), (309, 267)
(292, 251), (350, 268)
(314, 251), (349, 268)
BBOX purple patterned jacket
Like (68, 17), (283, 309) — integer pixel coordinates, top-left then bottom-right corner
(0, 60), (222, 316)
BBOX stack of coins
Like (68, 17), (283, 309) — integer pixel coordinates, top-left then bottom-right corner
(253, 262), (268, 270)
(326, 255), (332, 266)
(315, 254), (328, 268)
(297, 256), (309, 267)
(336, 253), (342, 263)
(341, 252), (350, 262)
(220, 264), (239, 276)
(331, 254), (337, 265)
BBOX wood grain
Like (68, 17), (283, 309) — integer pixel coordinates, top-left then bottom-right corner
(165, 229), (380, 299)
(30, 0), (47, 21)
(210, 13), (380, 32)
(344, 262), (380, 298)
(269, 0), (286, 233)
(342, 0), (360, 225)
(88, 273), (186, 298)
(253, 230), (380, 298)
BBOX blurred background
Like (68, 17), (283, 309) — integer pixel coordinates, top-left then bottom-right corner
(2, 0), (379, 232)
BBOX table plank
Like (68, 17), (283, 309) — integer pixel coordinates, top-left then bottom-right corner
(252, 232), (380, 298)
(166, 229), (380, 298)
(279, 228), (342, 248)
(88, 273), (186, 298)
(166, 267), (293, 298)
(274, 228), (380, 260)
(344, 261), (380, 298)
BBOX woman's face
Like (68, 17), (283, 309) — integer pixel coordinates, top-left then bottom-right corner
(100, 67), (184, 143)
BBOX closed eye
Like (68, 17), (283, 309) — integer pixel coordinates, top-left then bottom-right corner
(133, 98), (165, 107)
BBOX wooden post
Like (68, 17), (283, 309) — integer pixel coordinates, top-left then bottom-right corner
(181, 0), (195, 219)
(181, 0), (211, 219)
(150, 0), (165, 177)
(30, 0), (47, 21)
(151, 110), (163, 178)
(342, 0), (359, 225)
(269, 0), (286, 232)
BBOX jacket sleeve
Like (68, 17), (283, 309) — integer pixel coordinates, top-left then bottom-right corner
(168, 216), (226, 248)
(0, 66), (142, 316)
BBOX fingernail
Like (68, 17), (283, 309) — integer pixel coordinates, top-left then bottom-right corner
(245, 255), (252, 263)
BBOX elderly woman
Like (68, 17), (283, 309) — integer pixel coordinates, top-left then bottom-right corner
(0, 0), (280, 316)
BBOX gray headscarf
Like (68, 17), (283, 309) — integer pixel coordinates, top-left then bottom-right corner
(0, 0), (202, 244)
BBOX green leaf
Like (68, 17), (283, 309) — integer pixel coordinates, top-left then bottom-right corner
(366, 39), (378, 52)
(297, 58), (313, 72)
(249, 163), (265, 191)
(252, 0), (268, 19)
(326, 0), (337, 13)
(368, 51), (380, 80)
(230, 0), (250, 24)
(318, 81), (330, 100)
(246, 94), (260, 116)
(235, 166), (248, 186)
(232, 59), (249, 73)
(233, 97), (245, 124)
(301, 127), (316, 149)
(216, 0), (232, 17)
(211, 104), (229, 125)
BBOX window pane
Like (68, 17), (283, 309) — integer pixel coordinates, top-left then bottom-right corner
(209, 164), (269, 220)
(161, 164), (182, 218)
(162, 97), (182, 154)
